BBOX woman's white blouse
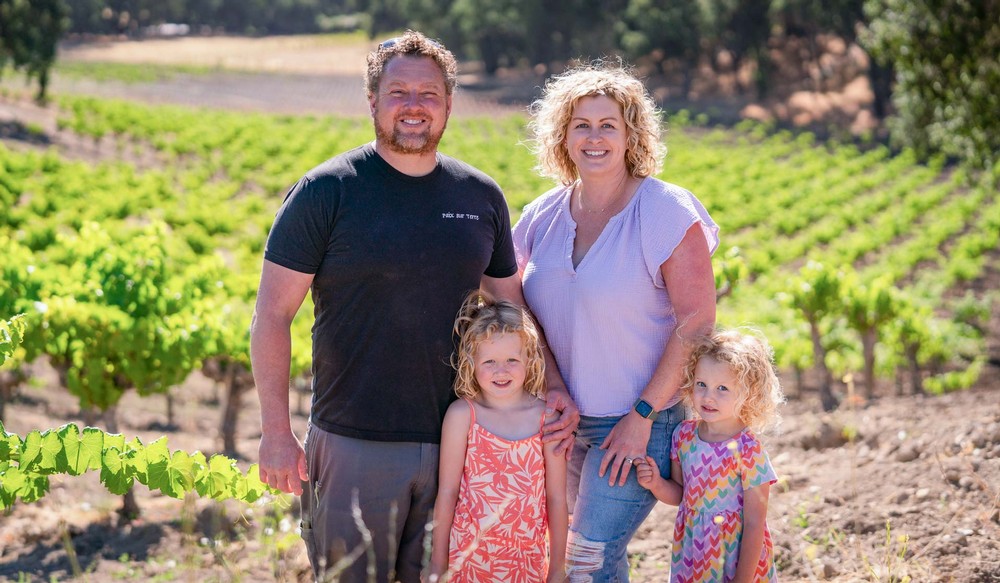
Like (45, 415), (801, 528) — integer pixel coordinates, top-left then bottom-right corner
(513, 177), (719, 417)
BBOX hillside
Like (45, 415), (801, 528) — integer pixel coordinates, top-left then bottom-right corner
(1, 36), (998, 582)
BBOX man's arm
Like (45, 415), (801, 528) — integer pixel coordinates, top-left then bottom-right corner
(250, 259), (313, 494)
(481, 274), (580, 455)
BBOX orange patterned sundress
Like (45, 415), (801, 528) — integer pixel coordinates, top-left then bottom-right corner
(448, 399), (548, 583)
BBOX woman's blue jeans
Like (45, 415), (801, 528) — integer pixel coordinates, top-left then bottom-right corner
(565, 404), (684, 582)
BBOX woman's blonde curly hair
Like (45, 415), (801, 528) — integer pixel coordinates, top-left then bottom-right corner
(680, 328), (786, 433)
(527, 59), (667, 185)
(451, 290), (546, 399)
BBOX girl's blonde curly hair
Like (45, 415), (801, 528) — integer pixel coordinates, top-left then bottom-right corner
(680, 328), (785, 433)
(451, 290), (546, 399)
(527, 59), (667, 185)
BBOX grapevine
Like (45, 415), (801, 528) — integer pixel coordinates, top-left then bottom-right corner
(0, 91), (994, 452)
(0, 420), (275, 510)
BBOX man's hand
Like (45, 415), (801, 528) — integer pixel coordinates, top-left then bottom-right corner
(258, 431), (308, 495)
(542, 387), (580, 458)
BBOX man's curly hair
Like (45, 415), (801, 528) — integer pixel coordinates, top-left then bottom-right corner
(365, 30), (458, 99)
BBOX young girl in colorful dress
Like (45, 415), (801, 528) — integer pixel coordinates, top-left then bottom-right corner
(428, 291), (568, 583)
(636, 328), (785, 583)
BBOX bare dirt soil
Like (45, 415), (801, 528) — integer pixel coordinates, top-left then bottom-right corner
(1, 36), (999, 583)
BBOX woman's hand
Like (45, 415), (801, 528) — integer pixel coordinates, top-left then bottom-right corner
(598, 412), (652, 486)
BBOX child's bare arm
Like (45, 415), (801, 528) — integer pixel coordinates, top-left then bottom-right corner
(427, 401), (471, 581)
(732, 482), (770, 583)
(543, 413), (569, 582)
(635, 455), (682, 505)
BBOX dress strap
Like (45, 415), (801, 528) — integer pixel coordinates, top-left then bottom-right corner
(464, 397), (478, 426)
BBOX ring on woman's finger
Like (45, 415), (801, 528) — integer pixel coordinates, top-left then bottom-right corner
(624, 457), (633, 465)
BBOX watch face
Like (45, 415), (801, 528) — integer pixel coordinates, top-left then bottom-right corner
(636, 400), (653, 417)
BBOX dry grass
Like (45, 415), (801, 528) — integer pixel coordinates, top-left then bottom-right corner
(59, 33), (376, 76)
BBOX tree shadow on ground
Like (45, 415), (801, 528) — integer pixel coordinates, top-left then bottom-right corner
(0, 120), (52, 146)
(0, 519), (165, 580)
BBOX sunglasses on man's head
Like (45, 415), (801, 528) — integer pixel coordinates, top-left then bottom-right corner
(378, 37), (444, 50)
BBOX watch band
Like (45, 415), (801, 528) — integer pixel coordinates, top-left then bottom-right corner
(633, 398), (660, 421)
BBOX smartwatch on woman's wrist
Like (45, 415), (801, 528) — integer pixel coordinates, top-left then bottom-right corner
(633, 398), (659, 421)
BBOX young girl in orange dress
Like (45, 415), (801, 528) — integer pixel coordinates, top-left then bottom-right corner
(636, 328), (785, 582)
(428, 291), (568, 583)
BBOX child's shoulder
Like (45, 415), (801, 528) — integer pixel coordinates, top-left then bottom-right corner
(673, 419), (699, 439)
(735, 427), (768, 452)
(444, 398), (474, 420)
(736, 426), (763, 445)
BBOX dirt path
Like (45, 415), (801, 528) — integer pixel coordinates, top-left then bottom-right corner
(52, 36), (541, 117)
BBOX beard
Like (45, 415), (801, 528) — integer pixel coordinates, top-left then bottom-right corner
(373, 106), (447, 155)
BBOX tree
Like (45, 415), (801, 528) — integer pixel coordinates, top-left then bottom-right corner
(862, 0), (1000, 174)
(28, 222), (216, 519)
(617, 0), (701, 94)
(0, 0), (69, 102)
(782, 261), (844, 411)
(700, 0), (774, 97)
(713, 246), (749, 301)
(843, 275), (897, 401)
(446, 0), (528, 74)
(0, 314), (26, 423)
(0, 236), (44, 424)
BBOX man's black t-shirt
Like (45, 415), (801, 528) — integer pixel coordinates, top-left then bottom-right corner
(264, 143), (517, 443)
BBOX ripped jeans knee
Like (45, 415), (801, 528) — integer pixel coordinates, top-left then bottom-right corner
(564, 410), (683, 582)
(565, 531), (607, 582)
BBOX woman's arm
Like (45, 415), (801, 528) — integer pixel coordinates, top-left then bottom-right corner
(543, 425), (569, 582)
(599, 224), (716, 486)
(427, 401), (472, 581)
(732, 483), (770, 583)
(482, 273), (580, 455)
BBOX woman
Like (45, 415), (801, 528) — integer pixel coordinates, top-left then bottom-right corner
(512, 61), (719, 581)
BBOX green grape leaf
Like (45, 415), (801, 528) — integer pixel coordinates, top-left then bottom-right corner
(56, 424), (81, 475)
(0, 429), (18, 464)
(144, 438), (171, 493)
(38, 431), (63, 473)
(239, 464), (271, 503)
(197, 455), (237, 500)
(19, 430), (43, 472)
(103, 432), (126, 452)
(125, 436), (150, 484)
(79, 427), (106, 473)
(0, 464), (24, 508)
(18, 473), (51, 504)
(190, 451), (208, 469)
(162, 449), (196, 499)
(100, 447), (134, 495)
(56, 424), (104, 476)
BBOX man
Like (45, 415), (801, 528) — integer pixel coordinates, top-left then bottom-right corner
(250, 31), (577, 583)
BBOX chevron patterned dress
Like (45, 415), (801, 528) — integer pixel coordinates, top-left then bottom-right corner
(670, 419), (777, 582)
